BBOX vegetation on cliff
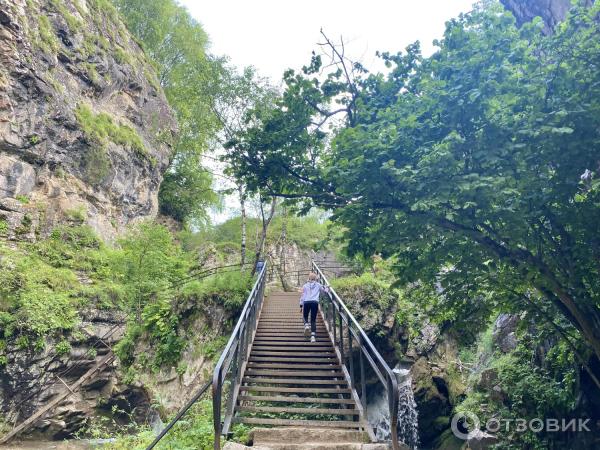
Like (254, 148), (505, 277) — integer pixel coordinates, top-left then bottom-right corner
(113, 0), (223, 227)
(2, 0), (599, 448)
(0, 220), (252, 370)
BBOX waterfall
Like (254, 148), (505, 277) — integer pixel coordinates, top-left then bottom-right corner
(367, 367), (420, 450)
(395, 368), (420, 450)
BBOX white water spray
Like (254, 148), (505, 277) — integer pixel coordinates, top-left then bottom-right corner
(367, 367), (420, 449)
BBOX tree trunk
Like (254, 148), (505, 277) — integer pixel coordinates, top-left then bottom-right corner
(239, 185), (247, 269)
(278, 207), (292, 291)
(251, 195), (277, 275)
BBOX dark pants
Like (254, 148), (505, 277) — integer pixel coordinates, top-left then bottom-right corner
(302, 302), (318, 333)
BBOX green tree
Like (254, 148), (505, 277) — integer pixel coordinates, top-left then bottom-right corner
(226, 2), (600, 367)
(114, 0), (223, 226)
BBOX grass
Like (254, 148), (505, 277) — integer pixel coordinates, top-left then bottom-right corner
(75, 104), (148, 159)
(0, 219), (8, 236)
(37, 15), (59, 54)
(16, 194), (29, 204)
(49, 0), (83, 32)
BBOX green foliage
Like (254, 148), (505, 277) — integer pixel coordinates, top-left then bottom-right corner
(49, 0), (83, 31)
(55, 339), (72, 356)
(114, 45), (133, 65)
(141, 297), (186, 367)
(114, 324), (141, 366)
(227, 2), (600, 359)
(0, 219), (7, 236)
(199, 335), (229, 362)
(15, 195), (29, 204)
(182, 271), (253, 312)
(106, 399), (217, 449)
(37, 15), (59, 54)
(0, 219), (246, 369)
(194, 214), (330, 259)
(75, 103), (147, 158)
(114, 0), (224, 226)
(456, 338), (578, 450)
(158, 154), (218, 227)
(0, 244), (79, 337)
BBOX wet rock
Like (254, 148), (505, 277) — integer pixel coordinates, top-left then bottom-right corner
(492, 313), (518, 353)
(466, 429), (497, 450)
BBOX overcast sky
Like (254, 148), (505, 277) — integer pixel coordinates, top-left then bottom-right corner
(180, 0), (476, 82)
(177, 0), (477, 223)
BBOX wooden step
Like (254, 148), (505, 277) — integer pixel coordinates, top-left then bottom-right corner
(251, 346), (334, 351)
(242, 377), (348, 385)
(255, 334), (329, 338)
(248, 357), (337, 363)
(252, 340), (333, 348)
(236, 405), (359, 416)
(233, 417), (361, 429)
(253, 337), (331, 342)
(251, 351), (335, 357)
(245, 368), (344, 378)
(239, 386), (351, 394)
(247, 363), (341, 370)
(238, 395), (355, 404)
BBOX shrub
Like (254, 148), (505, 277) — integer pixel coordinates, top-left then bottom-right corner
(55, 339), (72, 356)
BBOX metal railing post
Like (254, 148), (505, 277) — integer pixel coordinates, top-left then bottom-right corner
(348, 324), (355, 390)
(212, 264), (267, 448)
(339, 312), (345, 363)
(311, 260), (401, 450)
(360, 349), (367, 417)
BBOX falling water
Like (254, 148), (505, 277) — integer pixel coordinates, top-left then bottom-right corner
(367, 367), (420, 450)
(395, 368), (420, 450)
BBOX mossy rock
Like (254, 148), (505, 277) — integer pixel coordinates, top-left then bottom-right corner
(432, 428), (466, 450)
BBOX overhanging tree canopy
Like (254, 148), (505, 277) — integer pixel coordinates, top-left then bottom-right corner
(225, 2), (600, 363)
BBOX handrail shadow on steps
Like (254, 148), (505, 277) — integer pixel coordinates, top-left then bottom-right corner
(312, 260), (400, 450)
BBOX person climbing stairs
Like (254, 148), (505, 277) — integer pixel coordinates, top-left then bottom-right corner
(212, 262), (403, 450)
(233, 292), (365, 430)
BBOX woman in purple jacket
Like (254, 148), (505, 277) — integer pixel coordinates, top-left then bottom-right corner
(299, 272), (330, 342)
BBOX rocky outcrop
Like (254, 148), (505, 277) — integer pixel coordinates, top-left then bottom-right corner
(0, 310), (140, 439)
(408, 329), (466, 447)
(0, 298), (232, 440)
(500, 0), (594, 33)
(0, 0), (176, 241)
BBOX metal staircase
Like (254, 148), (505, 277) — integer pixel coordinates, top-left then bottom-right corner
(213, 261), (400, 450)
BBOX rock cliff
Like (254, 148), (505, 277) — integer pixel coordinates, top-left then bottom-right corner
(500, 0), (594, 33)
(0, 0), (176, 241)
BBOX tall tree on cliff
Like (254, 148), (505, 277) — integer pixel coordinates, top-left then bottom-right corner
(226, 2), (600, 373)
(114, 0), (222, 227)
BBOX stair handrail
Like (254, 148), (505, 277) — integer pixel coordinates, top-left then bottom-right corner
(212, 262), (267, 450)
(312, 261), (400, 450)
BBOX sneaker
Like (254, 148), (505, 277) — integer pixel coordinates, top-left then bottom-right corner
(304, 323), (310, 337)
(310, 334), (316, 343)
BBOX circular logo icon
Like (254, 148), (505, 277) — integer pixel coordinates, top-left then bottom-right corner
(451, 411), (480, 440)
